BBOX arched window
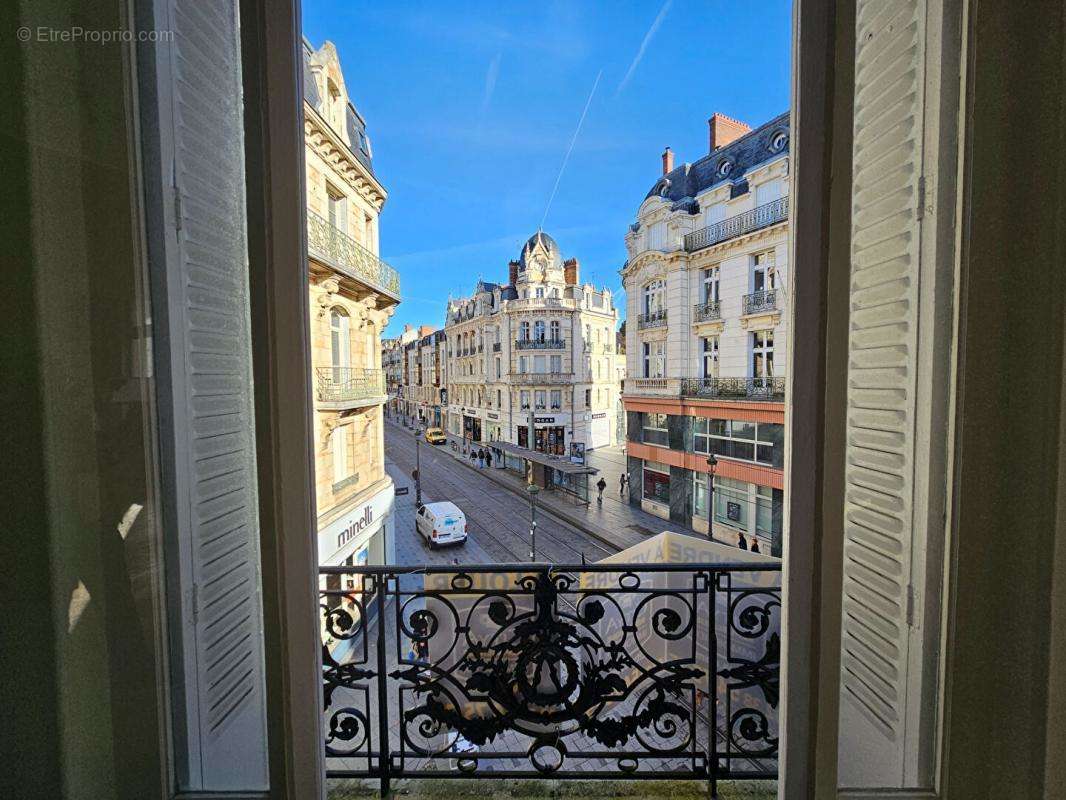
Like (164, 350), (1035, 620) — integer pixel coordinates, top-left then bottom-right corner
(330, 308), (350, 379)
(534, 320), (546, 342)
(643, 279), (665, 316)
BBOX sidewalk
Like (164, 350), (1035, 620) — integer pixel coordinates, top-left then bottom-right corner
(399, 421), (673, 554)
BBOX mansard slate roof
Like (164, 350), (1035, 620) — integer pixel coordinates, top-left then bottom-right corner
(645, 112), (789, 206)
(302, 39), (375, 175)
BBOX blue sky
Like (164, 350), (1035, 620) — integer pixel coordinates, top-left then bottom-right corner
(302, 1), (792, 337)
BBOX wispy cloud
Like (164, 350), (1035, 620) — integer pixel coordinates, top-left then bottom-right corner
(616, 0), (673, 96)
(479, 52), (502, 119)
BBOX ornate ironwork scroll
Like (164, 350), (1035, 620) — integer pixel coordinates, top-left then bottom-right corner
(319, 562), (780, 792)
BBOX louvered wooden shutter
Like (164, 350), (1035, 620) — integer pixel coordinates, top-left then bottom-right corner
(839, 0), (940, 789)
(148, 0), (270, 790)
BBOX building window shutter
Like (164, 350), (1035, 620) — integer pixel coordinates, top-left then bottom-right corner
(146, 0), (269, 790)
(839, 0), (947, 790)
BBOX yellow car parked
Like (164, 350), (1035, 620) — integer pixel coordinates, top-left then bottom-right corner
(424, 427), (447, 445)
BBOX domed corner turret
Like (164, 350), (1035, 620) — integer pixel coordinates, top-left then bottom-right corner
(518, 230), (565, 273)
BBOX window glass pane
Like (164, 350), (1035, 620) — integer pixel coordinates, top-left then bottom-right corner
(732, 420), (756, 440)
(709, 419), (728, 436)
(693, 473), (708, 517)
(757, 422), (783, 443)
(643, 465), (670, 504)
(733, 441), (755, 461)
(710, 438), (732, 458)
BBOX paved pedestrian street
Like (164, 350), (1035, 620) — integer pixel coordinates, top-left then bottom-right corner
(322, 423), (733, 781)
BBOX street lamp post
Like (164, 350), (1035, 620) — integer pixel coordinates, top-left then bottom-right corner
(706, 454), (718, 542)
(414, 425), (423, 508)
(527, 483), (540, 562)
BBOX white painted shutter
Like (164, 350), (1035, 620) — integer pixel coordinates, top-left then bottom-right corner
(839, 0), (936, 789)
(149, 0), (270, 790)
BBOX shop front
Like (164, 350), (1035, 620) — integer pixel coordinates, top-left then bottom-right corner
(485, 411), (503, 443)
(462, 413), (482, 443)
(318, 482), (395, 627)
(517, 416), (566, 455)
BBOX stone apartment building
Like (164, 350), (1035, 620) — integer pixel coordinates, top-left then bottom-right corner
(382, 323), (430, 419)
(303, 40), (399, 569)
(381, 324), (419, 416)
(622, 112), (789, 555)
(400, 328), (448, 428)
(444, 232), (619, 457)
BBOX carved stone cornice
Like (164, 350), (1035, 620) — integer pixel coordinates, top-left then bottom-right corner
(304, 106), (386, 211)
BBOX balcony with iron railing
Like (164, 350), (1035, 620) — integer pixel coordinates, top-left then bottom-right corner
(694, 300), (722, 323)
(508, 371), (574, 385)
(743, 289), (779, 316)
(320, 561), (781, 796)
(515, 338), (567, 350)
(637, 309), (668, 330)
(315, 367), (387, 408)
(684, 376), (786, 401)
(306, 211), (400, 301)
(683, 196), (789, 253)
(624, 376), (785, 402)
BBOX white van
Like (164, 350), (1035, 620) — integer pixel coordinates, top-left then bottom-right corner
(415, 501), (467, 548)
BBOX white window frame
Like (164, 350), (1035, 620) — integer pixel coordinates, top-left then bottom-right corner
(752, 330), (774, 379)
(702, 266), (720, 304)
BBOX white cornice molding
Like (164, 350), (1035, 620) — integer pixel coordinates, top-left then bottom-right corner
(304, 101), (387, 211)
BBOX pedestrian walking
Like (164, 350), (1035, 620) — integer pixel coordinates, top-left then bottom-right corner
(596, 476), (607, 504)
(619, 473), (627, 496)
(478, 448), (485, 468)
(485, 450), (493, 468)
(469, 448), (476, 466)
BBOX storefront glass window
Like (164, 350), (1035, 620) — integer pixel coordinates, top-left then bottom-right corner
(642, 412), (669, 446)
(714, 476), (749, 528)
(643, 460), (671, 505)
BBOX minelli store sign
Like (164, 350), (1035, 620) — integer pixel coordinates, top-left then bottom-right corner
(318, 483), (394, 566)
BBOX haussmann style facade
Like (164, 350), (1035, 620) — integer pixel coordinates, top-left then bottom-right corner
(303, 39), (400, 572)
(444, 232), (620, 462)
(622, 112), (789, 556)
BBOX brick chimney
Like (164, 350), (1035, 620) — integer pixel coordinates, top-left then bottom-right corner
(508, 260), (520, 286)
(661, 146), (674, 175)
(708, 113), (751, 152)
(563, 257), (579, 286)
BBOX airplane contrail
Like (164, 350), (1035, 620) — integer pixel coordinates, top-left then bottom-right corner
(616, 0), (673, 96)
(540, 69), (603, 232)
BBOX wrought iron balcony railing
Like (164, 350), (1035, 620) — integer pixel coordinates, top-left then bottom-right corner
(515, 338), (567, 350)
(320, 562), (781, 793)
(306, 211), (400, 301)
(508, 371), (573, 385)
(637, 309), (668, 330)
(694, 300), (722, 323)
(316, 367), (387, 405)
(742, 289), (779, 316)
(684, 196), (789, 253)
(681, 376), (785, 401)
